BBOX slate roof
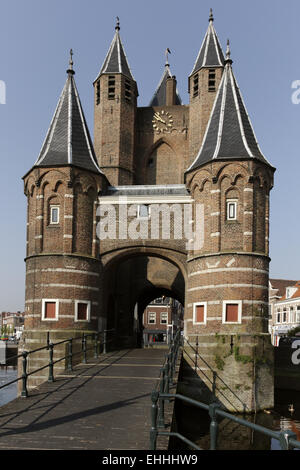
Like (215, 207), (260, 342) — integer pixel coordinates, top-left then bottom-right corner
(149, 65), (182, 106)
(95, 20), (134, 81)
(190, 9), (225, 75)
(186, 43), (274, 173)
(33, 68), (102, 175)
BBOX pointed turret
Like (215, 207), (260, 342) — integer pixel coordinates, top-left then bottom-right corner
(187, 40), (273, 173)
(149, 50), (182, 106)
(94, 17), (134, 82)
(190, 8), (224, 75)
(188, 9), (225, 162)
(33, 51), (102, 175)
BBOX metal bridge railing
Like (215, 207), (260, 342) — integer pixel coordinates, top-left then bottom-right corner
(150, 333), (300, 451)
(0, 329), (116, 399)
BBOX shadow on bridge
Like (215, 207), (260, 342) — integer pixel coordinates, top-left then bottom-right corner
(0, 348), (167, 450)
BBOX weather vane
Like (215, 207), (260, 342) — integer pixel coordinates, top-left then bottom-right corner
(165, 48), (171, 66)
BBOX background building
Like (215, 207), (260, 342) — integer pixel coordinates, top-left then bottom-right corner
(269, 280), (300, 345)
(142, 297), (183, 345)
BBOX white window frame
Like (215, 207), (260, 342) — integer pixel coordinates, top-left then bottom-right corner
(282, 308), (287, 323)
(137, 204), (151, 219)
(226, 199), (237, 221)
(75, 300), (91, 322)
(50, 205), (60, 224)
(193, 302), (207, 325)
(160, 312), (168, 324)
(148, 312), (156, 324)
(222, 300), (242, 324)
(296, 306), (300, 323)
(42, 299), (59, 321)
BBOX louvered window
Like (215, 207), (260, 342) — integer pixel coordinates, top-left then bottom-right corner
(108, 75), (115, 99)
(208, 69), (216, 92)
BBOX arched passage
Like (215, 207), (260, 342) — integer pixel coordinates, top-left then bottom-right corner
(102, 249), (186, 348)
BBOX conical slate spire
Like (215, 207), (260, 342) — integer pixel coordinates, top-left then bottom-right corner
(95, 18), (134, 81)
(190, 9), (225, 75)
(34, 52), (102, 174)
(149, 51), (182, 106)
(186, 42), (273, 172)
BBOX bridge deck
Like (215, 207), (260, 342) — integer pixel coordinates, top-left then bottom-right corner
(0, 348), (170, 450)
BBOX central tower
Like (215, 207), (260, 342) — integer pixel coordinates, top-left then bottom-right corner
(93, 18), (138, 185)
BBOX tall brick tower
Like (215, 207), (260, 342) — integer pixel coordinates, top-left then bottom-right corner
(93, 18), (138, 185)
(188, 9), (225, 164)
(184, 40), (275, 411)
(22, 54), (107, 387)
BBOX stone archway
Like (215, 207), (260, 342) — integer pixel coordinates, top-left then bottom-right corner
(102, 249), (186, 348)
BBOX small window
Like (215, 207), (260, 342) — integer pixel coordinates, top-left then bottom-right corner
(42, 299), (58, 321)
(193, 73), (199, 98)
(108, 75), (115, 100)
(208, 69), (216, 92)
(226, 199), (237, 221)
(96, 80), (100, 105)
(75, 301), (91, 322)
(138, 204), (150, 219)
(160, 312), (168, 324)
(222, 301), (242, 324)
(193, 302), (207, 325)
(296, 306), (300, 323)
(148, 312), (156, 324)
(276, 310), (281, 324)
(50, 205), (59, 224)
(283, 309), (287, 323)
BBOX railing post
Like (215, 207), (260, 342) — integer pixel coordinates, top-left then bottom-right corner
(209, 403), (220, 450)
(94, 333), (99, 359)
(195, 336), (199, 371)
(279, 430), (297, 450)
(68, 338), (73, 371)
(21, 351), (28, 398)
(103, 330), (107, 355)
(48, 342), (54, 382)
(165, 356), (170, 395)
(158, 368), (166, 428)
(150, 391), (159, 450)
(82, 334), (87, 364)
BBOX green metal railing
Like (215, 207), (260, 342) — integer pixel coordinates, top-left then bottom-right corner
(0, 329), (115, 399)
(149, 333), (300, 451)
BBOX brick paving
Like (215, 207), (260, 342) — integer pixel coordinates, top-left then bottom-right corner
(0, 349), (171, 450)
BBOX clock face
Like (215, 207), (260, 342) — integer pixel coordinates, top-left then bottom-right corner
(152, 110), (173, 133)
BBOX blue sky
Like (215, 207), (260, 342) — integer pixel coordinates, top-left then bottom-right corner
(0, 0), (299, 311)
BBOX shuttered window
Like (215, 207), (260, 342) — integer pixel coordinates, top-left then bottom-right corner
(223, 301), (242, 323)
(42, 299), (58, 321)
(193, 302), (207, 324)
(77, 303), (88, 320)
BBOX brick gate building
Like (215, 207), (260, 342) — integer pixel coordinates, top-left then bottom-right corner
(22, 11), (275, 411)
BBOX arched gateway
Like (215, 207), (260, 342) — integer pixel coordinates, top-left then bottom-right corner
(22, 13), (275, 412)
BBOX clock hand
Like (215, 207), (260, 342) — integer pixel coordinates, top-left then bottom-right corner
(154, 113), (166, 124)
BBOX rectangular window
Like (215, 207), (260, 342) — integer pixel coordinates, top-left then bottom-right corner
(75, 301), (91, 322)
(108, 75), (115, 100)
(96, 80), (100, 105)
(193, 74), (199, 97)
(193, 302), (207, 325)
(148, 312), (156, 324)
(208, 69), (216, 92)
(50, 206), (59, 224)
(226, 200), (237, 220)
(276, 310), (281, 324)
(222, 301), (242, 324)
(125, 78), (132, 102)
(282, 309), (287, 323)
(42, 299), (58, 321)
(160, 312), (168, 324)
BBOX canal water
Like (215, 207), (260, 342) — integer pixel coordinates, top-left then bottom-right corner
(173, 389), (300, 450)
(0, 367), (17, 407)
